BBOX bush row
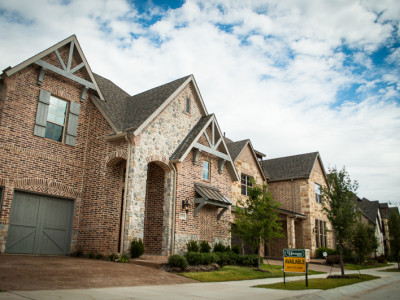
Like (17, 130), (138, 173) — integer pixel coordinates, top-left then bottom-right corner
(186, 240), (240, 254)
(168, 252), (262, 268)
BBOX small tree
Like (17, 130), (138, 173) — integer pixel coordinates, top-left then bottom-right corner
(233, 182), (283, 270)
(352, 222), (378, 264)
(388, 209), (400, 269)
(321, 166), (359, 276)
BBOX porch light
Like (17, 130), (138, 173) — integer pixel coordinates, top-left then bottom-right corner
(182, 198), (191, 213)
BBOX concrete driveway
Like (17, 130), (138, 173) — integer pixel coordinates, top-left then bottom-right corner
(0, 254), (196, 292)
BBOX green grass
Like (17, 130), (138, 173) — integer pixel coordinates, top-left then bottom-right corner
(344, 263), (389, 270)
(380, 268), (400, 272)
(255, 274), (380, 290)
(179, 264), (324, 282)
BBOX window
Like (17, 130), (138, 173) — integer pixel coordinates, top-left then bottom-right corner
(185, 97), (191, 114)
(203, 161), (210, 180)
(0, 186), (3, 212)
(45, 96), (68, 142)
(315, 183), (322, 203)
(241, 174), (253, 196)
(315, 219), (327, 248)
(34, 89), (80, 146)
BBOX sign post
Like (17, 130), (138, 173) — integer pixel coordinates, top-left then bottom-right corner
(283, 249), (310, 287)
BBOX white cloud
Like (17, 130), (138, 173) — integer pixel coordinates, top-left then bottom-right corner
(0, 0), (399, 204)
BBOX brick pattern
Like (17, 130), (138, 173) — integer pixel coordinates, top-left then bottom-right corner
(0, 48), (128, 255)
(143, 162), (165, 255)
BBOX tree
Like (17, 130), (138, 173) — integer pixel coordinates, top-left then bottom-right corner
(388, 209), (400, 269)
(352, 222), (378, 264)
(321, 166), (359, 276)
(232, 182), (283, 270)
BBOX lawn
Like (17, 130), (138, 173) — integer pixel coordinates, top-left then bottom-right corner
(380, 267), (400, 272)
(255, 274), (380, 290)
(179, 264), (324, 282)
(344, 263), (389, 270)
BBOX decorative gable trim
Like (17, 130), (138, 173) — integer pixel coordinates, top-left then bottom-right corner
(174, 115), (239, 181)
(232, 140), (267, 182)
(1, 35), (104, 101)
(132, 75), (208, 136)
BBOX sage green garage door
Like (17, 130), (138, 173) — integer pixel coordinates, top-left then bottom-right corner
(5, 192), (74, 255)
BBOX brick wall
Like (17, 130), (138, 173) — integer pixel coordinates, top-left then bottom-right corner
(143, 162), (165, 254)
(174, 149), (233, 253)
(0, 46), (127, 255)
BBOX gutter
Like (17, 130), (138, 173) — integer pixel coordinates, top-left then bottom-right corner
(170, 162), (178, 255)
(120, 134), (132, 253)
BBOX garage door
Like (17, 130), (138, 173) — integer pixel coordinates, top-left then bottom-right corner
(5, 192), (74, 255)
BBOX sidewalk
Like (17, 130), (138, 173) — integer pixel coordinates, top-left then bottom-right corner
(1, 264), (398, 300)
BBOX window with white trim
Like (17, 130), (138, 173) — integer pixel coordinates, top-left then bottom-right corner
(315, 183), (322, 203)
(315, 219), (327, 248)
(203, 160), (210, 180)
(241, 174), (253, 196)
(45, 96), (68, 142)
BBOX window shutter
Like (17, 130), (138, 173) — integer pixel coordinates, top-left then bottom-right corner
(66, 101), (80, 146)
(34, 89), (51, 137)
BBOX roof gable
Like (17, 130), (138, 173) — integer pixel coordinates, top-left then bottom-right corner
(262, 152), (321, 182)
(225, 137), (267, 181)
(171, 114), (239, 181)
(358, 198), (379, 225)
(1, 35), (104, 101)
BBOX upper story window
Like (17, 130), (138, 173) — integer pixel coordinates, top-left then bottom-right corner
(203, 160), (210, 180)
(241, 174), (253, 196)
(45, 96), (68, 142)
(34, 89), (80, 146)
(315, 219), (327, 248)
(315, 183), (322, 203)
(185, 97), (191, 114)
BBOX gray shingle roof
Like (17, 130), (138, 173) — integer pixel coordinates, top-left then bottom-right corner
(262, 152), (319, 182)
(92, 73), (191, 132)
(358, 198), (379, 225)
(195, 182), (231, 205)
(224, 138), (249, 163)
(379, 203), (389, 218)
(170, 114), (214, 160)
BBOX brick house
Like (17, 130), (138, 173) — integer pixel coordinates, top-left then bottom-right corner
(262, 152), (334, 257)
(0, 35), (238, 256)
(224, 138), (267, 254)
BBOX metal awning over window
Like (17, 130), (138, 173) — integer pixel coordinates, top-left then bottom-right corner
(194, 183), (231, 220)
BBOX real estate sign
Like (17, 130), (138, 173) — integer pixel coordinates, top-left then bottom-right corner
(283, 249), (310, 273)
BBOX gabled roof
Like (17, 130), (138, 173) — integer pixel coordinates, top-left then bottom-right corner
(1, 35), (104, 101)
(92, 74), (208, 135)
(358, 198), (380, 225)
(379, 203), (389, 218)
(262, 152), (326, 182)
(170, 114), (239, 181)
(224, 137), (267, 181)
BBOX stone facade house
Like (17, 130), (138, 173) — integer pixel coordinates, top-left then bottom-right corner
(357, 198), (385, 256)
(0, 35), (238, 256)
(224, 138), (267, 255)
(262, 152), (334, 257)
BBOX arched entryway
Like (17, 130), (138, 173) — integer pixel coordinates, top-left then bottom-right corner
(143, 161), (169, 255)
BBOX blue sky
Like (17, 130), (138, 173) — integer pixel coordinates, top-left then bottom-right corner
(0, 0), (399, 206)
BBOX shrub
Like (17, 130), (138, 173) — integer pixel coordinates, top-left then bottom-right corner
(131, 238), (145, 258)
(213, 242), (226, 253)
(231, 244), (240, 254)
(186, 240), (200, 252)
(316, 247), (337, 258)
(168, 255), (188, 269)
(376, 256), (387, 264)
(108, 253), (119, 261)
(185, 251), (202, 265)
(237, 254), (261, 266)
(199, 241), (211, 253)
(216, 252), (238, 266)
(184, 252), (218, 265)
(119, 253), (129, 263)
(86, 252), (95, 259)
(95, 253), (104, 260)
(327, 254), (340, 265)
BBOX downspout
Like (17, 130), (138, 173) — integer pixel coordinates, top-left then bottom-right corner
(120, 134), (132, 254)
(290, 179), (295, 248)
(170, 162), (178, 255)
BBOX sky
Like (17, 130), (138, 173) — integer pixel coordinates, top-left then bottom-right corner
(0, 0), (399, 207)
